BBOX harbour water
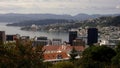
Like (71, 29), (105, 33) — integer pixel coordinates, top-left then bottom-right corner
(0, 23), (69, 42)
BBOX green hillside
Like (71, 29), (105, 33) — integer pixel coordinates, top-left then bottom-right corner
(81, 15), (120, 27)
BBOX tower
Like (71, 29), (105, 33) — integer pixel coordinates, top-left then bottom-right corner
(87, 28), (98, 46)
(69, 31), (77, 46)
(0, 31), (5, 45)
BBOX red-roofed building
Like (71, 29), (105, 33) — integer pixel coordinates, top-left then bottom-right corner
(44, 52), (69, 62)
(43, 45), (85, 62)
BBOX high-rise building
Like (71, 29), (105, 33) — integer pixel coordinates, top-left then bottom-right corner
(37, 36), (47, 40)
(69, 31), (77, 46)
(21, 36), (30, 40)
(72, 38), (85, 46)
(52, 38), (62, 45)
(6, 35), (14, 41)
(33, 36), (48, 46)
(0, 31), (5, 44)
(87, 28), (98, 46)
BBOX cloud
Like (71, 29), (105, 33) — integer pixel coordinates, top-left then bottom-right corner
(0, 0), (119, 15)
(116, 5), (120, 9)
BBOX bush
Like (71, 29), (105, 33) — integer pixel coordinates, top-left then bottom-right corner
(52, 61), (74, 68)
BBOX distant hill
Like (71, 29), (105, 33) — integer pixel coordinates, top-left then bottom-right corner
(6, 15), (120, 32)
(6, 19), (74, 26)
(0, 13), (114, 22)
(6, 14), (120, 27)
(79, 15), (120, 27)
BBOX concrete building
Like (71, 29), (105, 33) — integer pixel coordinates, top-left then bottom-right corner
(21, 36), (30, 40)
(69, 31), (77, 46)
(33, 36), (48, 46)
(0, 31), (5, 44)
(87, 28), (98, 46)
(99, 39), (120, 48)
(72, 38), (85, 46)
(52, 38), (62, 45)
(6, 35), (18, 41)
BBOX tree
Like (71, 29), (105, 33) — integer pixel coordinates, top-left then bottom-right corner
(43, 62), (53, 68)
(0, 39), (45, 68)
(76, 46), (116, 68)
(52, 61), (74, 68)
(112, 53), (120, 65)
(83, 46), (116, 63)
(69, 47), (78, 61)
(112, 42), (120, 65)
(115, 42), (120, 53)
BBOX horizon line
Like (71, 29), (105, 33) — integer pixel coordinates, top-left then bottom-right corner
(0, 12), (120, 16)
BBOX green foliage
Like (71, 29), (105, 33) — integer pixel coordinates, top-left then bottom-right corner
(69, 47), (78, 61)
(112, 42), (120, 65)
(115, 42), (120, 53)
(0, 39), (44, 68)
(83, 46), (116, 63)
(43, 62), (53, 68)
(112, 53), (120, 65)
(52, 61), (74, 68)
(75, 46), (116, 68)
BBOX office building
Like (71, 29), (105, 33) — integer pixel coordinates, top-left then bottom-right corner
(87, 28), (98, 46)
(72, 38), (85, 46)
(33, 36), (48, 46)
(0, 31), (5, 44)
(69, 31), (77, 46)
(21, 36), (30, 40)
(52, 38), (62, 45)
(37, 36), (47, 40)
(6, 35), (16, 41)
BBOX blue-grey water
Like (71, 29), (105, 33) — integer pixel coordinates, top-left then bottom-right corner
(0, 23), (69, 42)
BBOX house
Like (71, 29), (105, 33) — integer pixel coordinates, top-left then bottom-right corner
(42, 45), (85, 62)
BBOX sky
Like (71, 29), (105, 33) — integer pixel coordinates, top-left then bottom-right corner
(0, 0), (120, 15)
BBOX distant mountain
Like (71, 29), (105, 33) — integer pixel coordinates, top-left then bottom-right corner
(1, 13), (119, 22)
(73, 14), (101, 20)
(6, 19), (74, 26)
(7, 15), (120, 32)
(80, 15), (120, 27)
(0, 13), (72, 22)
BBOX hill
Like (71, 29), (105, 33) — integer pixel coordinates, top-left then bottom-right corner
(0, 13), (105, 22)
(6, 19), (74, 26)
(80, 15), (120, 27)
(6, 15), (120, 32)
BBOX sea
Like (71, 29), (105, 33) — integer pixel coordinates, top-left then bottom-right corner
(0, 23), (69, 42)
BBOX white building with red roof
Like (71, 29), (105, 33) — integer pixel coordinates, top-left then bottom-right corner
(42, 45), (85, 62)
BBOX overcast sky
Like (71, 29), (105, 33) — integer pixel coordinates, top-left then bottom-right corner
(0, 0), (120, 15)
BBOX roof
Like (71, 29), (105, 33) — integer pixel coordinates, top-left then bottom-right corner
(43, 45), (85, 61)
(43, 45), (60, 51)
(43, 45), (85, 52)
(44, 52), (69, 60)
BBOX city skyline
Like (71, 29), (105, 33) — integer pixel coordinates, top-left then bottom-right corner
(0, 0), (120, 15)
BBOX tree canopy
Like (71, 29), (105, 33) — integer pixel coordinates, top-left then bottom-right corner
(82, 46), (116, 63)
(75, 46), (117, 68)
(0, 39), (44, 68)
